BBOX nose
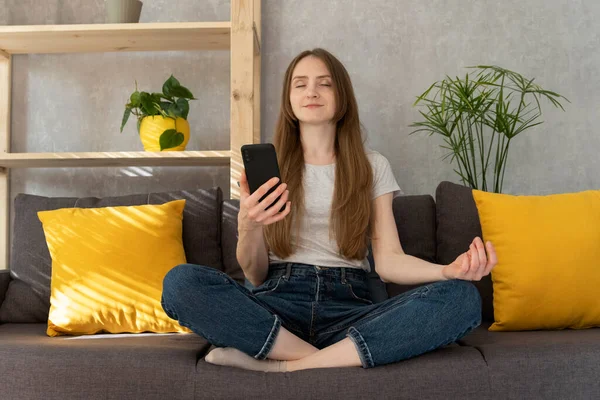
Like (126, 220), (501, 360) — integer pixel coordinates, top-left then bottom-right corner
(306, 84), (319, 98)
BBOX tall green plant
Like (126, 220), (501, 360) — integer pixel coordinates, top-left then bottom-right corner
(409, 66), (569, 193)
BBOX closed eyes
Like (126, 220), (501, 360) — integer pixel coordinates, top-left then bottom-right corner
(294, 84), (331, 88)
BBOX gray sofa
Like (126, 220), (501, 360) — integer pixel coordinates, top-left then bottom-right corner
(0, 181), (598, 400)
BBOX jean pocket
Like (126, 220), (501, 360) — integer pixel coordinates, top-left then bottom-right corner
(251, 276), (284, 296)
(344, 280), (373, 304)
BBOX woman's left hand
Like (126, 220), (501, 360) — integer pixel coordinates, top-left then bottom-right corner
(442, 237), (498, 281)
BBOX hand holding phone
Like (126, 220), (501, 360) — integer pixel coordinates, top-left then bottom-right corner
(238, 144), (291, 230)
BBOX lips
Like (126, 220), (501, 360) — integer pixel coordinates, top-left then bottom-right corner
(305, 105), (323, 108)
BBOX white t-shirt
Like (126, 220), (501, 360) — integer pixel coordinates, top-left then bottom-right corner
(268, 149), (402, 272)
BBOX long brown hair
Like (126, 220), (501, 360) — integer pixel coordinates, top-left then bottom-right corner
(264, 48), (373, 261)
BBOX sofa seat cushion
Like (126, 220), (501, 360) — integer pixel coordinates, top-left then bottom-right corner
(0, 323), (210, 400)
(458, 322), (600, 399)
(195, 344), (490, 399)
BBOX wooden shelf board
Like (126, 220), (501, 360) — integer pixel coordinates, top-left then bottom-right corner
(0, 150), (231, 168)
(0, 22), (232, 54)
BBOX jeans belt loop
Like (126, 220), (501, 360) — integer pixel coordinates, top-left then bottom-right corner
(284, 262), (292, 280)
(341, 267), (347, 284)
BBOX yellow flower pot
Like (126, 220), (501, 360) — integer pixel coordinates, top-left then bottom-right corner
(139, 116), (190, 151)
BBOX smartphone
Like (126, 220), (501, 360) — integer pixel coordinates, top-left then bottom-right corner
(241, 143), (286, 212)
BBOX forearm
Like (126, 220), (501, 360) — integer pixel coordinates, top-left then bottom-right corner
(377, 252), (448, 285)
(236, 226), (269, 286)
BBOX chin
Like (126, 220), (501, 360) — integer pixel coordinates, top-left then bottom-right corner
(299, 113), (334, 125)
(299, 118), (332, 125)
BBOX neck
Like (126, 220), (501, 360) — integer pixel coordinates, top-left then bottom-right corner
(299, 121), (336, 165)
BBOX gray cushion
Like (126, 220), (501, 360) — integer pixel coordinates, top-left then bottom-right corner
(220, 199), (389, 303)
(0, 323), (208, 400)
(196, 343), (490, 399)
(459, 322), (600, 399)
(365, 242), (389, 304)
(0, 188), (223, 323)
(435, 181), (494, 322)
(221, 200), (245, 283)
(385, 195), (437, 298)
(0, 270), (10, 312)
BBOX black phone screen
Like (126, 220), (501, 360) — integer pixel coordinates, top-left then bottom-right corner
(241, 143), (286, 212)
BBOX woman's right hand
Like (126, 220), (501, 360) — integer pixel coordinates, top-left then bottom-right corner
(238, 169), (291, 231)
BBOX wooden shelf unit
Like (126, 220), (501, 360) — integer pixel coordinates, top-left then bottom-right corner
(0, 0), (261, 268)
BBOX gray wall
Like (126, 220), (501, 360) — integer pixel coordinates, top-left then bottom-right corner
(3, 0), (599, 208)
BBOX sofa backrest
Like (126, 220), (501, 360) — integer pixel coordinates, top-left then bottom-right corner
(0, 270), (10, 307)
(385, 195), (437, 297)
(0, 183), (493, 323)
(435, 181), (493, 322)
(221, 200), (245, 283)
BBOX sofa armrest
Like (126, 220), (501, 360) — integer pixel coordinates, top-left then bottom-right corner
(0, 269), (10, 310)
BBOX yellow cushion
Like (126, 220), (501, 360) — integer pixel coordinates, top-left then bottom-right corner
(38, 199), (192, 337)
(472, 189), (600, 331)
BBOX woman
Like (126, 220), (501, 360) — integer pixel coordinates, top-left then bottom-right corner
(161, 48), (497, 372)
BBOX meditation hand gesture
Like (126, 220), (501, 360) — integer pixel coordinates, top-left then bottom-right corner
(442, 237), (497, 281)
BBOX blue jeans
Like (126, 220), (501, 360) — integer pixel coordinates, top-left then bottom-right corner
(161, 262), (482, 369)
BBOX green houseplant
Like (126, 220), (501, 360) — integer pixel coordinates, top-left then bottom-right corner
(121, 75), (196, 151)
(409, 65), (569, 193)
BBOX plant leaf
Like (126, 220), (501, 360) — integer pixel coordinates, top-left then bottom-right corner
(159, 101), (172, 113)
(140, 92), (157, 115)
(150, 93), (163, 106)
(120, 107), (131, 133)
(169, 85), (195, 99)
(164, 101), (180, 119)
(151, 101), (169, 118)
(159, 98), (190, 119)
(159, 129), (185, 150)
(130, 91), (141, 107)
(162, 75), (181, 98)
(413, 81), (439, 106)
(177, 98), (190, 119)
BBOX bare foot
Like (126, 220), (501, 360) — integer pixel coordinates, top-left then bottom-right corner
(205, 347), (287, 372)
